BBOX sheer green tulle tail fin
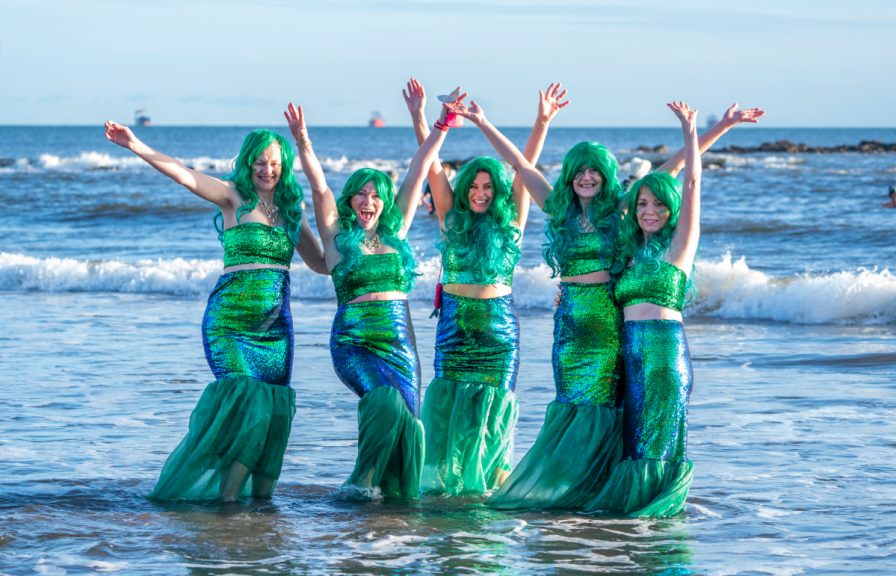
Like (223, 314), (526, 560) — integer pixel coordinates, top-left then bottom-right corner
(585, 458), (693, 517)
(488, 401), (622, 510)
(148, 376), (296, 501)
(342, 386), (424, 500)
(421, 377), (519, 496)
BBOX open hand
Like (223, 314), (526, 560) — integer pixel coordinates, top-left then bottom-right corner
(538, 82), (570, 123)
(284, 102), (309, 143)
(721, 103), (766, 127)
(668, 101), (698, 127)
(402, 78), (426, 115)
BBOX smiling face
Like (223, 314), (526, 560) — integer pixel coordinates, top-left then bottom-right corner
(252, 143), (283, 195)
(468, 171), (494, 214)
(351, 180), (385, 231)
(572, 166), (604, 203)
(635, 185), (670, 239)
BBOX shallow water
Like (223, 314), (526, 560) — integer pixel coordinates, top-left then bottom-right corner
(2, 295), (894, 575)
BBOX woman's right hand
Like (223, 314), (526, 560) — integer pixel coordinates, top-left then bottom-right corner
(402, 78), (426, 116)
(104, 121), (137, 150)
(537, 82), (570, 124)
(445, 97), (483, 125)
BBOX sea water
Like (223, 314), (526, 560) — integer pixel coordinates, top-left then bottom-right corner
(1, 125), (895, 574)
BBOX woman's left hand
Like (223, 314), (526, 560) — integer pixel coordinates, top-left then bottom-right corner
(721, 103), (765, 127)
(668, 101), (698, 126)
(284, 102), (309, 144)
(537, 82), (570, 124)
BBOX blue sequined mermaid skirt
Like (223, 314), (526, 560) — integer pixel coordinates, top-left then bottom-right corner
(330, 299), (424, 499)
(148, 269), (296, 501)
(489, 282), (623, 510)
(584, 319), (694, 517)
(421, 292), (520, 496)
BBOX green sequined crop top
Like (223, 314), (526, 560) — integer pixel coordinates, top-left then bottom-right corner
(332, 252), (411, 305)
(440, 239), (518, 286)
(558, 231), (615, 277)
(614, 259), (687, 312)
(220, 222), (294, 268)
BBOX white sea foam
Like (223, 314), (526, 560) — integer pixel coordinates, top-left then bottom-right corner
(2, 251), (894, 324)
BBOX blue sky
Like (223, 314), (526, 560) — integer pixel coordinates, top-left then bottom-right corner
(2, 0), (893, 127)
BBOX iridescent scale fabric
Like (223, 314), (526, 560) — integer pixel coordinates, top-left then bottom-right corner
(332, 252), (410, 306)
(614, 259), (687, 312)
(553, 282), (621, 406)
(434, 292), (519, 391)
(440, 241), (517, 286)
(202, 268), (293, 387)
(330, 299), (421, 416)
(220, 222), (294, 268)
(621, 319), (692, 461)
(557, 231), (615, 277)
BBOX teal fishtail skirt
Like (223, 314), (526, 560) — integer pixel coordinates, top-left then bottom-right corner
(149, 269), (296, 501)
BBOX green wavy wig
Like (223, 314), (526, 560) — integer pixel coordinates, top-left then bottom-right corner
(217, 129), (304, 246)
(542, 142), (623, 277)
(441, 156), (521, 283)
(333, 168), (418, 288)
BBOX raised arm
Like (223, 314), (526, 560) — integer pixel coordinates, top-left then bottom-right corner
(284, 103), (339, 255)
(396, 121), (448, 237)
(666, 102), (702, 274)
(449, 99), (554, 210)
(656, 103), (765, 177)
(403, 78), (454, 226)
(104, 121), (237, 209)
(512, 83), (570, 230)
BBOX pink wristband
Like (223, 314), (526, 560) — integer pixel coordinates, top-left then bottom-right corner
(433, 120), (448, 132)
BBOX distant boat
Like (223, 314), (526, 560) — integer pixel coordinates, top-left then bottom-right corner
(134, 109), (151, 127)
(369, 111), (385, 128)
(705, 114), (719, 128)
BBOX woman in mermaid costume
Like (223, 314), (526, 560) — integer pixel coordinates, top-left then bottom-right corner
(579, 101), (704, 517)
(450, 96), (764, 510)
(403, 80), (565, 495)
(104, 121), (327, 501)
(286, 91), (447, 499)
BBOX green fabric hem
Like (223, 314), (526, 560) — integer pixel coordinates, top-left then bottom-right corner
(584, 458), (693, 517)
(149, 375), (296, 501)
(421, 377), (519, 496)
(488, 401), (622, 510)
(342, 385), (424, 500)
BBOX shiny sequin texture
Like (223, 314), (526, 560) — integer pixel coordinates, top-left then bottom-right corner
(434, 292), (519, 390)
(557, 231), (615, 277)
(553, 282), (621, 406)
(615, 259), (688, 312)
(441, 241), (517, 286)
(621, 319), (692, 461)
(219, 222), (295, 268)
(330, 299), (421, 416)
(332, 252), (411, 306)
(202, 268), (293, 386)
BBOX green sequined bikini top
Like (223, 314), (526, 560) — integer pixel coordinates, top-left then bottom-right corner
(332, 252), (411, 305)
(614, 259), (687, 312)
(220, 222), (294, 268)
(558, 231), (615, 277)
(440, 239), (518, 286)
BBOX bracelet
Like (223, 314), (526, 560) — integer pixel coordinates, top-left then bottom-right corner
(433, 120), (448, 133)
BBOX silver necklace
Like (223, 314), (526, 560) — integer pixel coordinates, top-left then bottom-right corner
(362, 234), (382, 251)
(577, 213), (597, 233)
(257, 195), (279, 225)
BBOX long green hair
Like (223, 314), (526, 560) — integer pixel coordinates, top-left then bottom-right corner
(542, 142), (622, 277)
(614, 171), (697, 301)
(441, 156), (521, 283)
(217, 129), (304, 246)
(333, 168), (417, 287)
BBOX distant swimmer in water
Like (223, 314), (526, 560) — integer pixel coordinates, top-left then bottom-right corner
(882, 186), (896, 208)
(104, 121), (328, 501)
